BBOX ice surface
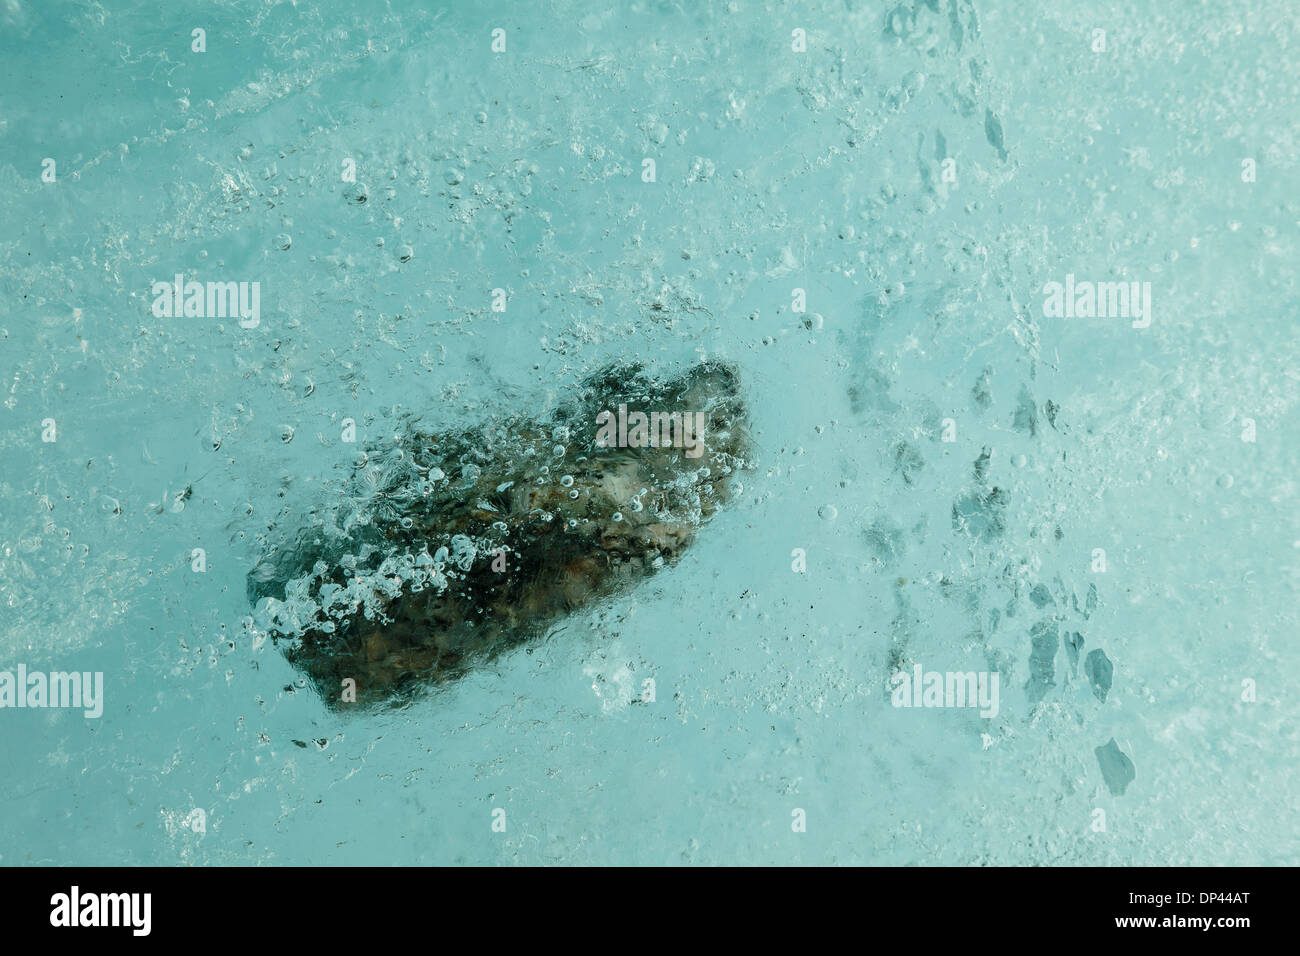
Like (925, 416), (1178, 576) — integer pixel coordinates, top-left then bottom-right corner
(0, 0), (1296, 865)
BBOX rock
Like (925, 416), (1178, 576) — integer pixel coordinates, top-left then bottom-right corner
(249, 361), (750, 709)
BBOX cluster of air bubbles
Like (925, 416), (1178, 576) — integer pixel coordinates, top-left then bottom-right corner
(260, 538), (473, 632)
(450, 535), (476, 570)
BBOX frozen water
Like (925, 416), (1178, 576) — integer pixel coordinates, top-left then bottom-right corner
(0, 0), (1296, 864)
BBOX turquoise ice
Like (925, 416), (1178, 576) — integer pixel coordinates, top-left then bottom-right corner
(0, 0), (1296, 864)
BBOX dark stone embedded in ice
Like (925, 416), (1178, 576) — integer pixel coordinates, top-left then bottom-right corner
(1084, 648), (1113, 702)
(1064, 631), (1084, 676)
(1095, 738), (1136, 795)
(1084, 583), (1098, 619)
(1029, 584), (1054, 608)
(1024, 619), (1058, 703)
(248, 360), (750, 709)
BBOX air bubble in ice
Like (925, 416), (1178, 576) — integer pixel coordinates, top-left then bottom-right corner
(450, 535), (476, 570)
